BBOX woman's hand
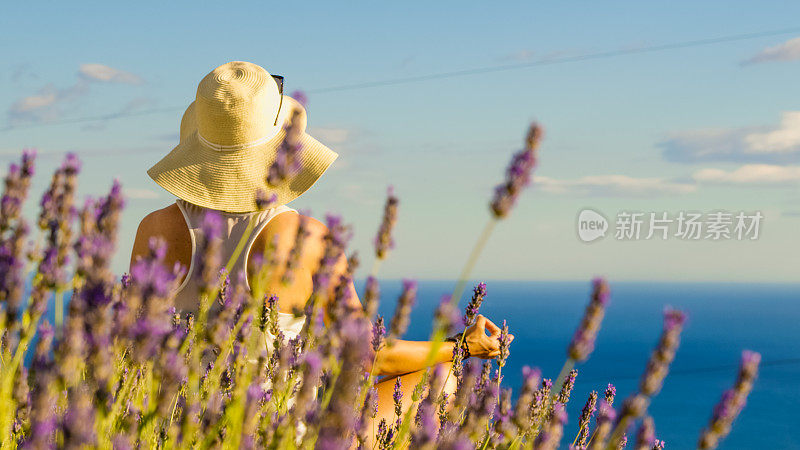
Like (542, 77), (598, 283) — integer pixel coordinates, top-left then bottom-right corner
(463, 315), (514, 359)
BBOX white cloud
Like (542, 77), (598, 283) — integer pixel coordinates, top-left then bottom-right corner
(8, 82), (88, 123)
(309, 127), (350, 145)
(123, 188), (160, 199)
(660, 112), (800, 163)
(6, 64), (144, 125)
(744, 112), (800, 153)
(693, 164), (800, 185)
(78, 63), (144, 85)
(742, 36), (800, 65)
(536, 174), (696, 196)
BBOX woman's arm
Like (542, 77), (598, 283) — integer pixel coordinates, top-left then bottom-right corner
(372, 313), (511, 377)
(297, 216), (514, 377)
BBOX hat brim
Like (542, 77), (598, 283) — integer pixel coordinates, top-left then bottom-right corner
(147, 97), (338, 213)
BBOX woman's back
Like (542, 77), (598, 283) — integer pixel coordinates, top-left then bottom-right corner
(171, 198), (296, 312)
(129, 200), (335, 318)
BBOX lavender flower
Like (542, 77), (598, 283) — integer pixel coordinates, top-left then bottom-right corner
(372, 315), (386, 352)
(533, 401), (566, 450)
(611, 309), (686, 447)
(698, 350), (761, 449)
(310, 214), (352, 303)
(317, 316), (371, 449)
(410, 395), (438, 449)
(490, 123), (543, 218)
(606, 383), (617, 406)
(362, 275), (380, 318)
(0, 149), (35, 233)
(636, 416), (656, 450)
(197, 210), (223, 296)
(386, 278), (417, 345)
(588, 401), (616, 450)
(512, 366), (541, 432)
(253, 189), (277, 211)
(492, 388), (514, 444)
(374, 185), (399, 259)
(266, 103), (305, 186)
(529, 378), (553, 432)
(557, 369), (578, 405)
(568, 277), (610, 362)
(281, 209), (311, 285)
(463, 282), (487, 327)
(640, 308), (686, 396)
(291, 90), (308, 107)
(497, 320), (511, 368)
(576, 390), (598, 447)
(435, 294), (460, 337)
(392, 377), (403, 421)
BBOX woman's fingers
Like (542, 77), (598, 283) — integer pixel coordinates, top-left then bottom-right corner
(483, 317), (501, 336)
(475, 315), (487, 332)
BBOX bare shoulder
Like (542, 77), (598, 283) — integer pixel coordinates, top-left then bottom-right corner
(250, 211), (330, 268)
(130, 203), (190, 268)
(138, 203), (184, 233)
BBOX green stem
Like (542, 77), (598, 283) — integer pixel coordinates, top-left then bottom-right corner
(433, 218), (498, 402)
(368, 258), (383, 280)
(451, 218), (497, 308)
(552, 358), (575, 400)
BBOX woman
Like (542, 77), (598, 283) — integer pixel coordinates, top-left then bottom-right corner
(131, 61), (511, 443)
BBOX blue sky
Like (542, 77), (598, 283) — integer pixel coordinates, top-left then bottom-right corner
(2, 1), (799, 281)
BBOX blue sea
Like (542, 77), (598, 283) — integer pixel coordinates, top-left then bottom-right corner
(361, 280), (800, 449)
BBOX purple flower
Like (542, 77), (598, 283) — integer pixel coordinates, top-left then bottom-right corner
(255, 189), (278, 209)
(197, 210), (223, 293)
(463, 282), (487, 327)
(290, 90), (308, 107)
(410, 396), (438, 447)
(577, 391), (598, 447)
(316, 316), (371, 449)
(392, 377), (403, 420)
(588, 400), (617, 448)
(435, 294), (460, 336)
(497, 320), (511, 368)
(698, 350), (761, 449)
(512, 365), (541, 431)
(363, 275), (380, 318)
(606, 383), (617, 406)
(266, 100), (306, 186)
(568, 277), (611, 362)
(636, 416), (657, 449)
(281, 210), (311, 285)
(0, 149), (35, 232)
(372, 315), (386, 352)
(557, 369), (578, 405)
(386, 278), (417, 345)
(640, 308), (686, 396)
(533, 401), (566, 450)
(490, 123), (543, 218)
(374, 185), (399, 259)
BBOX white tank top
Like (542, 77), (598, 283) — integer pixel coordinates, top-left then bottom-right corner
(171, 199), (305, 339)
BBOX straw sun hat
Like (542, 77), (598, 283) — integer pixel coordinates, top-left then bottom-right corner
(147, 61), (338, 213)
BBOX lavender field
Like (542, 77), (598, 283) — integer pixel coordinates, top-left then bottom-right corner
(0, 129), (769, 448)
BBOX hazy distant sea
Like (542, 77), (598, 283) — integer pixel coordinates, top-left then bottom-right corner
(361, 280), (800, 449)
